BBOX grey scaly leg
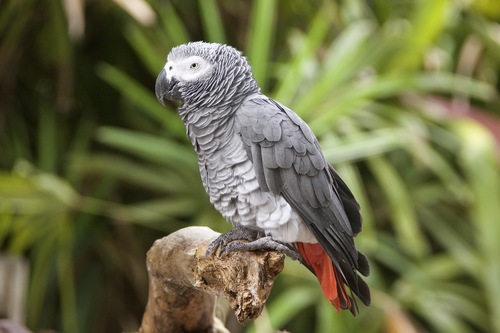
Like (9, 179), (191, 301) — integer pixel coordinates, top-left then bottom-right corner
(206, 227), (260, 257)
(221, 236), (301, 260)
(206, 226), (302, 260)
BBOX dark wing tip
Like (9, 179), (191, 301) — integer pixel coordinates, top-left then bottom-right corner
(356, 277), (371, 306)
(357, 251), (370, 277)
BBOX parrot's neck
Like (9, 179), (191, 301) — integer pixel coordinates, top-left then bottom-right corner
(178, 67), (260, 121)
(181, 105), (235, 157)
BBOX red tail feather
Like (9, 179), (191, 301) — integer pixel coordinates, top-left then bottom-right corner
(297, 242), (351, 312)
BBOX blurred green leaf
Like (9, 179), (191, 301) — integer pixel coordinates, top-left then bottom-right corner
(388, 0), (449, 71)
(369, 157), (429, 258)
(455, 120), (500, 332)
(272, 6), (332, 104)
(157, 2), (189, 45)
(96, 127), (197, 171)
(97, 63), (185, 138)
(246, 0), (276, 89)
(294, 20), (374, 117)
(125, 25), (166, 75)
(198, 0), (226, 43)
(247, 285), (319, 333)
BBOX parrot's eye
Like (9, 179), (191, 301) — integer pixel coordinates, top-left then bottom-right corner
(174, 56), (211, 81)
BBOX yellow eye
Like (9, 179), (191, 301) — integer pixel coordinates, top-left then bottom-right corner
(190, 63), (199, 69)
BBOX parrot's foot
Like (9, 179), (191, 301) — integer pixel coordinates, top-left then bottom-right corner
(206, 227), (260, 258)
(206, 228), (301, 261)
(221, 237), (301, 261)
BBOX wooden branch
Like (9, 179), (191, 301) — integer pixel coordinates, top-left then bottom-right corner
(138, 226), (285, 333)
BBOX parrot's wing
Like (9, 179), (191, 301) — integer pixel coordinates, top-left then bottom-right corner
(235, 96), (370, 305)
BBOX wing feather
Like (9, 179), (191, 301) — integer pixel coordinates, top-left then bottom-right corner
(250, 144), (269, 192)
(293, 155), (311, 174)
(263, 119), (282, 141)
(261, 146), (279, 169)
(235, 96), (368, 303)
(310, 171), (334, 208)
(282, 167), (305, 204)
(263, 161), (284, 193)
(299, 175), (319, 208)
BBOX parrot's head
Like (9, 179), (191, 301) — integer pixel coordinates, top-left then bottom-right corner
(155, 42), (259, 108)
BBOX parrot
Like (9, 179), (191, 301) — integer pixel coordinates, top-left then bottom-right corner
(155, 41), (370, 314)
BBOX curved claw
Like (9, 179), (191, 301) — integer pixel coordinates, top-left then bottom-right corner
(205, 228), (302, 261)
(217, 237), (303, 261)
(205, 227), (260, 258)
(205, 238), (224, 258)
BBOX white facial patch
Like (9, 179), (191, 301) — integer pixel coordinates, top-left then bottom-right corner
(164, 56), (213, 82)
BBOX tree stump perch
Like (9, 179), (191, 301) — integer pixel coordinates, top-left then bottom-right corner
(138, 226), (285, 333)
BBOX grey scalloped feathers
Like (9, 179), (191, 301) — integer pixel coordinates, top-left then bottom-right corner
(155, 42), (370, 315)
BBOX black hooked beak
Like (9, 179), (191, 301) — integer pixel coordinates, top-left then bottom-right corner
(155, 68), (181, 105)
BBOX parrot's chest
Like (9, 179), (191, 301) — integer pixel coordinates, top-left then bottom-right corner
(198, 133), (262, 214)
(196, 132), (315, 243)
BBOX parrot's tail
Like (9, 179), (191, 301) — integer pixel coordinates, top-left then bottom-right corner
(296, 242), (352, 312)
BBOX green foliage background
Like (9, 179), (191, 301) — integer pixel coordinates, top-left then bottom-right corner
(1, 0), (500, 332)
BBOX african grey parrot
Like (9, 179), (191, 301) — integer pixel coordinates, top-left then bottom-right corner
(155, 41), (370, 314)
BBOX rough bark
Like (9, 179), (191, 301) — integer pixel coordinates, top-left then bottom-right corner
(138, 226), (285, 333)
